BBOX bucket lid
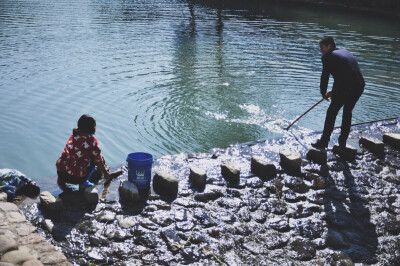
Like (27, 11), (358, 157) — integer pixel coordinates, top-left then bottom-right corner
(126, 152), (153, 162)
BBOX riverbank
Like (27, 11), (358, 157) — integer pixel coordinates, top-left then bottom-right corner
(18, 118), (400, 265)
(193, 0), (400, 20)
(285, 0), (400, 20)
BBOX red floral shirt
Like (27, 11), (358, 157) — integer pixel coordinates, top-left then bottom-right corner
(56, 132), (104, 177)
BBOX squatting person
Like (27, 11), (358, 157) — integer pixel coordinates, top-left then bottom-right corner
(56, 114), (121, 191)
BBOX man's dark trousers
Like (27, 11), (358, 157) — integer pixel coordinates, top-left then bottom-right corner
(321, 86), (364, 146)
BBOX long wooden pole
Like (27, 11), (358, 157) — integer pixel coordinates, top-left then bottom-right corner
(334, 117), (399, 129)
(285, 98), (324, 131)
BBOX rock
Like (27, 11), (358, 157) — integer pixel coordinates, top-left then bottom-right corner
(221, 162), (240, 184)
(6, 212), (26, 223)
(39, 191), (62, 212)
(150, 211), (173, 227)
(265, 231), (289, 250)
(289, 238), (316, 261)
(194, 186), (224, 202)
(0, 202), (19, 212)
(189, 167), (206, 190)
(279, 150), (301, 173)
(1, 250), (34, 264)
(383, 133), (400, 149)
(97, 210), (116, 223)
(160, 229), (181, 252)
(89, 235), (108, 246)
(267, 217), (290, 232)
(332, 145), (357, 161)
(330, 253), (354, 266)
(193, 209), (216, 227)
(0, 192), (7, 202)
(82, 186), (99, 205)
(0, 235), (18, 256)
(359, 137), (385, 155)
(118, 217), (137, 229)
(377, 212), (400, 235)
(22, 259), (44, 266)
(237, 207), (251, 222)
(307, 175), (326, 190)
(250, 156), (277, 180)
(119, 180), (140, 202)
(325, 229), (349, 249)
(306, 147), (327, 165)
(153, 171), (178, 199)
(294, 219), (324, 239)
(284, 176), (309, 194)
(43, 219), (54, 233)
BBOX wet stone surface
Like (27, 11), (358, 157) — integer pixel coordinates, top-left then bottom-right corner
(20, 120), (400, 265)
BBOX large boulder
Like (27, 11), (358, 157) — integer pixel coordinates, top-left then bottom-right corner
(383, 133), (400, 149)
(280, 150), (301, 173)
(153, 171), (178, 199)
(119, 180), (140, 202)
(39, 191), (62, 212)
(359, 137), (384, 155)
(189, 167), (206, 190)
(221, 162), (240, 184)
(306, 147), (327, 165)
(250, 156), (276, 180)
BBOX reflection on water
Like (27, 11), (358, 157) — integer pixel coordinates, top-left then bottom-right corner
(0, 0), (399, 182)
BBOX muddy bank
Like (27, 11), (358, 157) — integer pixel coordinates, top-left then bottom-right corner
(21, 119), (399, 265)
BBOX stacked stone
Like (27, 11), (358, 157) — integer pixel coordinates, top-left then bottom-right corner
(0, 193), (71, 265)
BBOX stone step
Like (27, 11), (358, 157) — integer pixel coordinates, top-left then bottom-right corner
(119, 180), (140, 202)
(189, 167), (207, 190)
(359, 137), (384, 155)
(383, 133), (400, 149)
(332, 145), (357, 161)
(279, 150), (301, 173)
(306, 147), (327, 165)
(221, 162), (240, 184)
(153, 171), (179, 199)
(250, 156), (277, 180)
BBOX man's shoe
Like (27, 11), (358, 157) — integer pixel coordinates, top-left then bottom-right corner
(311, 140), (328, 149)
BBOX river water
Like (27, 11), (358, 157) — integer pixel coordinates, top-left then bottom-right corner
(0, 0), (399, 183)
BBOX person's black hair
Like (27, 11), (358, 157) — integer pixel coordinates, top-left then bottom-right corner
(319, 36), (336, 48)
(73, 114), (96, 135)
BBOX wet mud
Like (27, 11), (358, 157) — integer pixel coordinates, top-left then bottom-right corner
(22, 120), (400, 265)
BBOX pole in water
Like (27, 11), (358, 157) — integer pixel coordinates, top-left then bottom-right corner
(285, 98), (324, 131)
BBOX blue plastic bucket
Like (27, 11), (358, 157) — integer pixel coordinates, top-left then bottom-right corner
(126, 152), (153, 190)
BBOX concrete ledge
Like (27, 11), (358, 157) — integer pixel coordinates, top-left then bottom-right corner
(0, 202), (71, 265)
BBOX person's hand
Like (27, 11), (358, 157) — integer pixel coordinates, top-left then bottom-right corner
(323, 91), (332, 100)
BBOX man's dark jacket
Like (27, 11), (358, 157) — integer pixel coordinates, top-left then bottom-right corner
(320, 48), (365, 98)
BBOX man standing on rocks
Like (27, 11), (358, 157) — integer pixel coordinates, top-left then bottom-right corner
(312, 36), (365, 149)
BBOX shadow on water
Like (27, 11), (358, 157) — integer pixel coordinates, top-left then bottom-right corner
(321, 158), (378, 263)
